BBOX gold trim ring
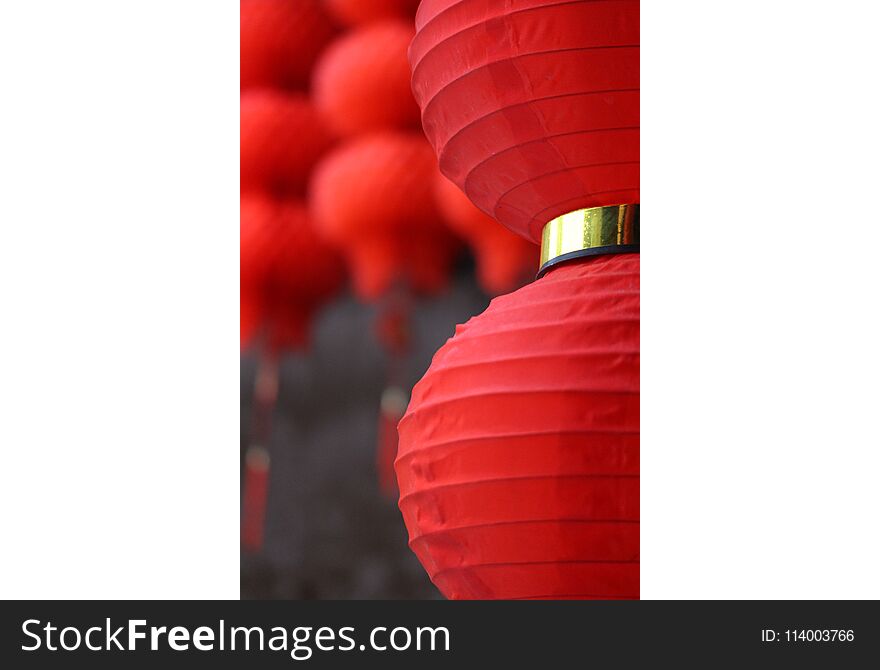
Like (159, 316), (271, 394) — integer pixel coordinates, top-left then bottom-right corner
(538, 204), (640, 278)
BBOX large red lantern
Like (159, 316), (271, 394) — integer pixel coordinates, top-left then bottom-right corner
(240, 0), (336, 90)
(313, 20), (421, 137)
(240, 90), (333, 196)
(434, 174), (537, 295)
(397, 0), (640, 599)
(410, 0), (639, 242)
(397, 253), (639, 600)
(240, 193), (346, 351)
(309, 131), (457, 300)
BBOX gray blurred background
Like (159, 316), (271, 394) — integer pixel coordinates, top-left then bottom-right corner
(241, 271), (490, 599)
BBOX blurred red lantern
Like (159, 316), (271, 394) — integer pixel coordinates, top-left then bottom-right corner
(240, 0), (336, 90)
(240, 293), (263, 347)
(434, 174), (537, 295)
(240, 90), (333, 196)
(396, 254), (639, 600)
(240, 194), (346, 351)
(313, 20), (421, 137)
(309, 131), (457, 300)
(410, 0), (639, 242)
(323, 0), (419, 26)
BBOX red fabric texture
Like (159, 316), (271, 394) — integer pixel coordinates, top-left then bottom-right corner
(309, 131), (458, 299)
(434, 174), (538, 295)
(313, 20), (421, 137)
(396, 254), (640, 599)
(240, 0), (336, 90)
(410, 0), (640, 243)
(241, 90), (333, 196)
(323, 0), (420, 27)
(240, 194), (346, 351)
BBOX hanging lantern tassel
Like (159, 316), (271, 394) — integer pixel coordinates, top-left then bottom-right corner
(375, 284), (412, 497)
(377, 386), (409, 498)
(241, 445), (271, 552)
(241, 353), (280, 553)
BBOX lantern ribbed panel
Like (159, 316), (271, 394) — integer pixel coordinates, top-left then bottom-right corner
(410, 0), (640, 243)
(396, 254), (639, 599)
(313, 20), (421, 137)
(240, 0), (336, 90)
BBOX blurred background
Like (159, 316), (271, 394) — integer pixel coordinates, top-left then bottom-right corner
(240, 0), (539, 599)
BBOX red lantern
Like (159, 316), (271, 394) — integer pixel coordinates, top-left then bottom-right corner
(410, 0), (639, 242)
(396, 254), (639, 600)
(240, 0), (336, 90)
(434, 174), (537, 295)
(240, 90), (333, 196)
(323, 0), (419, 27)
(309, 131), (457, 300)
(313, 20), (421, 137)
(240, 194), (345, 351)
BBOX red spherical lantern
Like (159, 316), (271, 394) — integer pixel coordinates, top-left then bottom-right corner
(313, 20), (421, 137)
(241, 90), (333, 196)
(323, 0), (419, 27)
(410, 0), (639, 242)
(240, 0), (336, 90)
(241, 194), (345, 351)
(396, 254), (639, 600)
(435, 174), (537, 295)
(309, 131), (457, 300)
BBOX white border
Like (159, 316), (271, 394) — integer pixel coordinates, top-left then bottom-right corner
(0, 1), (239, 599)
(641, 1), (880, 598)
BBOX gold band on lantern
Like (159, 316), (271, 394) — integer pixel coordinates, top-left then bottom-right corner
(538, 204), (640, 277)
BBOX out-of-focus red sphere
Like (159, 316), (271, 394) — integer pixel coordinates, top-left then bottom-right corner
(322, 0), (419, 26)
(397, 254), (640, 600)
(241, 194), (346, 351)
(241, 90), (333, 196)
(435, 174), (538, 295)
(241, 0), (336, 90)
(313, 20), (420, 137)
(240, 292), (263, 348)
(310, 131), (457, 300)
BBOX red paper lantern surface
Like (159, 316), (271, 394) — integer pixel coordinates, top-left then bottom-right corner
(313, 20), (421, 137)
(410, 0), (640, 242)
(323, 0), (419, 27)
(309, 131), (457, 300)
(396, 254), (639, 600)
(241, 90), (333, 196)
(240, 0), (336, 90)
(241, 194), (346, 351)
(435, 174), (538, 295)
